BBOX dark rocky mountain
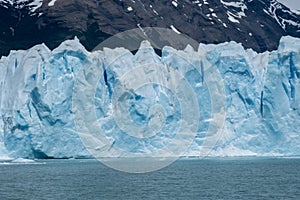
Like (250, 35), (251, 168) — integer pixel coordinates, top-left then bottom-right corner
(0, 0), (299, 56)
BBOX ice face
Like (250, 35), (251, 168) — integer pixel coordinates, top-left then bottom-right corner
(0, 36), (299, 159)
(0, 40), (90, 159)
(208, 36), (300, 156)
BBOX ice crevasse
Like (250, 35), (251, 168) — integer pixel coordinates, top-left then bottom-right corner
(0, 36), (299, 159)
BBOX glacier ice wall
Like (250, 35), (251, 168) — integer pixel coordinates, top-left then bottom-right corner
(0, 36), (300, 159)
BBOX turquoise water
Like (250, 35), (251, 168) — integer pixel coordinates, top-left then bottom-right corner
(0, 158), (300, 199)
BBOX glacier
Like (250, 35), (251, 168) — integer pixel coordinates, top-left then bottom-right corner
(0, 36), (300, 159)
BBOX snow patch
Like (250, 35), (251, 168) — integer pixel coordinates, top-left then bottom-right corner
(172, 1), (178, 7)
(212, 13), (217, 18)
(28, 0), (43, 12)
(228, 14), (240, 23)
(170, 25), (181, 34)
(48, 0), (57, 7)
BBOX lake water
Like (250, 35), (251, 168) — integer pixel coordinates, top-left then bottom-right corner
(0, 158), (300, 199)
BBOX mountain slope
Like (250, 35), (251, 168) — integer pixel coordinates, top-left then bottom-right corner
(0, 0), (299, 56)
